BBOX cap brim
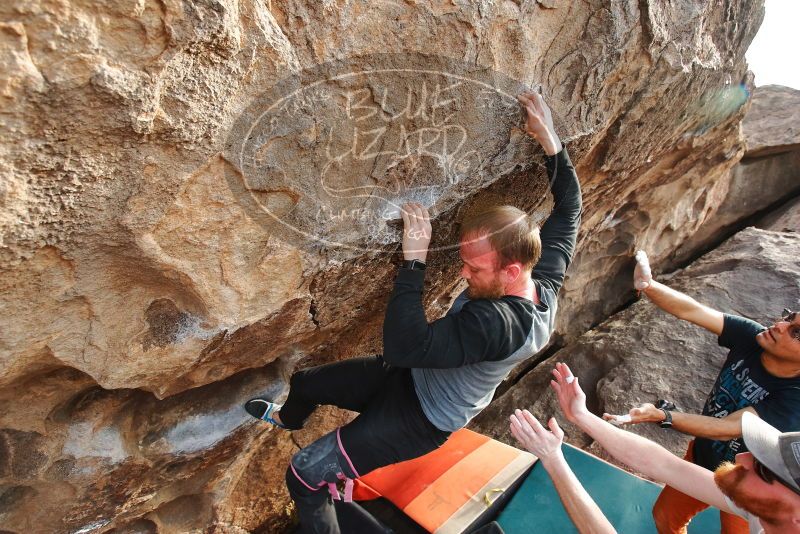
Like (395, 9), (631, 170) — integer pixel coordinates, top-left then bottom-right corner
(742, 411), (799, 492)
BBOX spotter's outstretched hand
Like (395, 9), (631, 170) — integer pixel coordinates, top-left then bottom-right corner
(510, 409), (565, 463)
(603, 403), (663, 426)
(550, 362), (590, 424)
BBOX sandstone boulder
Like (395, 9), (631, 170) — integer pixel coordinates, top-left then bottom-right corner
(758, 195), (800, 233)
(743, 85), (800, 157)
(0, 0), (763, 397)
(671, 85), (800, 265)
(0, 0), (767, 531)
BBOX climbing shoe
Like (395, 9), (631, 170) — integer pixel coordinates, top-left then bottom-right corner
(244, 398), (287, 429)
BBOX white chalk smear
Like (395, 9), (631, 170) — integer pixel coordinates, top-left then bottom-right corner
(63, 423), (129, 464)
(610, 414), (632, 426)
(635, 250), (651, 277)
(634, 250), (652, 290)
(164, 405), (249, 454)
(72, 519), (111, 534)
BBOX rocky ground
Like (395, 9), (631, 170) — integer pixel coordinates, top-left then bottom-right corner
(2, 1), (799, 532)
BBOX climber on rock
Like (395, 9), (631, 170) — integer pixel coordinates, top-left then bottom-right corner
(603, 251), (800, 534)
(244, 91), (582, 534)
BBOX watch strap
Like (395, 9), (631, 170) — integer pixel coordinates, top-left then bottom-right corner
(659, 408), (673, 428)
(402, 259), (427, 271)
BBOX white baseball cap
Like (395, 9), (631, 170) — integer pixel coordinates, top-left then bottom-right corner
(741, 411), (800, 495)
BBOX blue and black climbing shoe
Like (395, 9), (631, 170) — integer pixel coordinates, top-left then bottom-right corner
(244, 398), (287, 429)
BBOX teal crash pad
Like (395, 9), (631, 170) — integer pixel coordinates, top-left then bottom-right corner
(496, 443), (721, 533)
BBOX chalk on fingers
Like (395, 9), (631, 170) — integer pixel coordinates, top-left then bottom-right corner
(635, 250), (651, 276)
(609, 414), (632, 426)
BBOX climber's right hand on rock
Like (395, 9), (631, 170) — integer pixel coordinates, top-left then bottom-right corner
(401, 202), (431, 262)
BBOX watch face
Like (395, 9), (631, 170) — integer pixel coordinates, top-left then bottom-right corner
(656, 399), (676, 411)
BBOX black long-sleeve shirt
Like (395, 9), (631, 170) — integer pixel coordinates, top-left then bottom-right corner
(382, 148), (582, 431)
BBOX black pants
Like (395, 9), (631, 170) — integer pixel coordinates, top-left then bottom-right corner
(282, 356), (451, 534)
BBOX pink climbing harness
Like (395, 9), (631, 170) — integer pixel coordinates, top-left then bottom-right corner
(290, 427), (360, 503)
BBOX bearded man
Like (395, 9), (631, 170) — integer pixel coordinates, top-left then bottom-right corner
(245, 91), (582, 534)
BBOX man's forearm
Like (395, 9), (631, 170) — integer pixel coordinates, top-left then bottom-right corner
(669, 410), (747, 442)
(540, 135), (562, 157)
(642, 280), (701, 319)
(576, 413), (672, 482)
(532, 148), (582, 291)
(542, 453), (616, 534)
(573, 412), (728, 510)
(642, 280), (724, 334)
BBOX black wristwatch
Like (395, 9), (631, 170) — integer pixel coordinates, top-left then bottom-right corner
(656, 399), (676, 429)
(402, 259), (427, 271)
